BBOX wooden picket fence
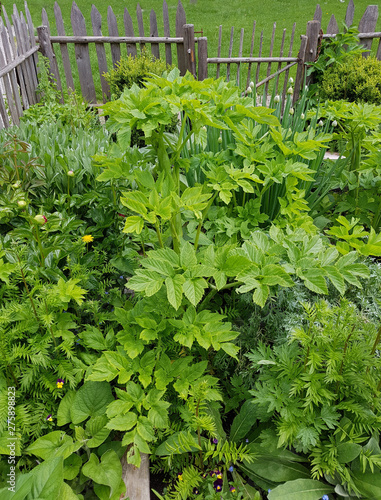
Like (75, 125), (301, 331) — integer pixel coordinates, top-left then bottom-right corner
(0, 0), (380, 130)
(0, 4), (39, 128)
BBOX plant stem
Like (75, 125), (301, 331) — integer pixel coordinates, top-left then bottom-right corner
(370, 324), (381, 356)
(169, 217), (180, 253)
(33, 225), (45, 267)
(155, 221), (164, 249)
(12, 137), (20, 181)
(194, 193), (217, 251)
(140, 235), (146, 257)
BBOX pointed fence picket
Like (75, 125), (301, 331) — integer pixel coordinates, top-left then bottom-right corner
(313, 0), (380, 59)
(0, 0), (380, 130)
(0, 2), (39, 129)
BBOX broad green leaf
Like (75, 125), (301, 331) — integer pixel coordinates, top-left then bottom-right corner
(70, 381), (114, 424)
(223, 255), (251, 276)
(213, 270), (227, 290)
(120, 191), (148, 215)
(220, 342), (239, 358)
(129, 270), (164, 296)
(81, 326), (107, 350)
(123, 216), (144, 235)
(323, 266), (346, 295)
(180, 241), (197, 268)
(253, 284), (270, 307)
(183, 278), (207, 306)
(230, 401), (258, 443)
(26, 432), (81, 461)
(233, 471), (261, 500)
(301, 270), (328, 295)
(0, 259), (16, 284)
(86, 355), (120, 383)
(268, 479), (334, 500)
(143, 257), (175, 277)
(58, 482), (80, 500)
(260, 265), (294, 288)
(82, 450), (124, 499)
(148, 404), (169, 428)
(106, 412), (138, 431)
(86, 415), (111, 448)
(352, 471), (381, 499)
(165, 275), (185, 310)
(117, 127), (131, 149)
(63, 453), (82, 480)
(57, 390), (76, 426)
(30, 456), (65, 500)
(246, 457), (310, 483)
(336, 442), (362, 464)
(136, 416), (155, 441)
(117, 331), (145, 359)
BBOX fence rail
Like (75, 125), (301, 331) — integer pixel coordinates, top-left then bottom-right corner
(0, 0), (380, 130)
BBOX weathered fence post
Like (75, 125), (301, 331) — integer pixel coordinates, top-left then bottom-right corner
(71, 2), (97, 104)
(198, 36), (208, 80)
(358, 5), (379, 56)
(293, 35), (308, 103)
(183, 24), (196, 77)
(37, 25), (62, 90)
(305, 20), (321, 84)
(121, 451), (150, 500)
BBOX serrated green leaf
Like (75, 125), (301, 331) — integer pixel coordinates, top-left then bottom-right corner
(183, 278), (207, 306)
(323, 265), (346, 295)
(165, 275), (185, 310)
(253, 284), (270, 307)
(123, 216), (144, 235)
(180, 242), (197, 268)
(106, 412), (137, 431)
(302, 270), (328, 294)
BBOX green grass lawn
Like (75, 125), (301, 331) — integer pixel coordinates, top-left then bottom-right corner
(4, 0), (381, 98)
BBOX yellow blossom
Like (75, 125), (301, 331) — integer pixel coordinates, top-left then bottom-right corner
(82, 235), (94, 243)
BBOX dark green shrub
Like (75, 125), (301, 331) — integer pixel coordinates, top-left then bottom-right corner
(320, 55), (381, 104)
(104, 52), (177, 146)
(104, 51), (173, 99)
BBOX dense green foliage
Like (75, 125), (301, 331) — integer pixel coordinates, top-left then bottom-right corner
(320, 55), (381, 104)
(1, 66), (381, 500)
(104, 51), (174, 100)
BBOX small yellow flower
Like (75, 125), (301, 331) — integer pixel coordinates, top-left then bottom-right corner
(82, 235), (94, 243)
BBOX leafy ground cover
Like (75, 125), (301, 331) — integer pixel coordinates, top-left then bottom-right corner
(1, 30), (381, 500)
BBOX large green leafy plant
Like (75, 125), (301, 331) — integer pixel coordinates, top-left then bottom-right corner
(245, 300), (381, 498)
(3, 69), (381, 500)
